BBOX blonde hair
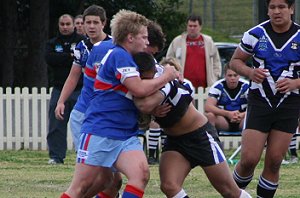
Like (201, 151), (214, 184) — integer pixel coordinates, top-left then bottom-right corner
(159, 57), (182, 72)
(110, 10), (148, 45)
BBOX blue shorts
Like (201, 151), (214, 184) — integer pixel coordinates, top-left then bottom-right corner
(69, 109), (85, 151)
(77, 133), (143, 168)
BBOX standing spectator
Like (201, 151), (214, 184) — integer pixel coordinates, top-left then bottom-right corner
(229, 0), (300, 197)
(74, 15), (85, 36)
(205, 64), (249, 132)
(45, 14), (85, 164)
(55, 5), (111, 152)
(61, 10), (179, 198)
(166, 14), (221, 88)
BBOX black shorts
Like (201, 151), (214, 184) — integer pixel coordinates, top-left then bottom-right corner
(225, 117), (240, 131)
(245, 104), (300, 134)
(162, 122), (225, 168)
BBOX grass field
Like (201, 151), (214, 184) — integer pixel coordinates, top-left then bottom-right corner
(0, 150), (300, 198)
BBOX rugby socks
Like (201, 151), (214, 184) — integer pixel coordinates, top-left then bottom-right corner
(257, 175), (278, 198)
(60, 192), (71, 198)
(148, 128), (162, 158)
(289, 133), (298, 157)
(122, 184), (144, 198)
(233, 169), (253, 189)
(96, 192), (114, 198)
(171, 189), (189, 198)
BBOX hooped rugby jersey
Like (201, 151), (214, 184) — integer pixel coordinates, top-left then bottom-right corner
(155, 79), (193, 128)
(208, 78), (249, 112)
(81, 45), (141, 139)
(239, 20), (300, 109)
(73, 39), (114, 113)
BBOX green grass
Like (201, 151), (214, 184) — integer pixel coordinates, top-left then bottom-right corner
(178, 0), (255, 43)
(0, 150), (300, 197)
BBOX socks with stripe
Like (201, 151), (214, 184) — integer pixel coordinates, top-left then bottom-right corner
(60, 193), (71, 198)
(148, 128), (162, 158)
(96, 192), (114, 198)
(122, 184), (144, 198)
(257, 175), (278, 198)
(233, 169), (253, 189)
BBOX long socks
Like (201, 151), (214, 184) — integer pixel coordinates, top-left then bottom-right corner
(233, 169), (253, 189)
(257, 175), (278, 198)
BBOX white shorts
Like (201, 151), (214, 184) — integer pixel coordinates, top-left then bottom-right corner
(77, 133), (143, 168)
(69, 109), (85, 151)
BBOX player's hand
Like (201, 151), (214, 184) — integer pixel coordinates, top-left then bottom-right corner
(163, 64), (180, 82)
(55, 103), (65, 120)
(227, 111), (240, 123)
(249, 68), (268, 83)
(276, 78), (298, 93)
(152, 103), (171, 117)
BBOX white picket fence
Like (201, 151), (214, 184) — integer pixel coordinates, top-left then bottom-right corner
(0, 87), (243, 151)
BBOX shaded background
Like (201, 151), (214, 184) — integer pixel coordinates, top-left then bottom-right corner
(0, 0), (299, 89)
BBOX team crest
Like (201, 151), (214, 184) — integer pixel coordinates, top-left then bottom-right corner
(291, 42), (298, 50)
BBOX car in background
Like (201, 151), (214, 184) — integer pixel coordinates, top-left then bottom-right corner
(215, 42), (252, 78)
(215, 42), (239, 78)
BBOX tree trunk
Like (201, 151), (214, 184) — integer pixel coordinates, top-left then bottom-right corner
(25, 0), (49, 88)
(0, 0), (17, 88)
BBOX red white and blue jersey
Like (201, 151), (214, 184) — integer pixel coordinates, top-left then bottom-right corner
(73, 39), (114, 113)
(240, 20), (300, 109)
(81, 45), (141, 140)
(208, 79), (249, 112)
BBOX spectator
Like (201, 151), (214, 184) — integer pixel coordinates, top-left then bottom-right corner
(205, 64), (249, 132)
(166, 14), (221, 88)
(74, 14), (85, 36)
(61, 10), (179, 198)
(133, 52), (251, 198)
(229, 0), (300, 197)
(45, 14), (85, 164)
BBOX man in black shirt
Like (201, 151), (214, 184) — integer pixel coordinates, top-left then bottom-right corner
(45, 14), (85, 164)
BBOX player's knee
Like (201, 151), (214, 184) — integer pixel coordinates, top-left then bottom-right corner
(160, 180), (179, 196)
(239, 156), (259, 172)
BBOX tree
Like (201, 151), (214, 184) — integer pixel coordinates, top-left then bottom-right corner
(0, 0), (17, 88)
(25, 0), (49, 88)
(0, 0), (186, 88)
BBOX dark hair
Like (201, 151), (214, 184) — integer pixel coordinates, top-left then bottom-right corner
(224, 63), (230, 74)
(133, 52), (155, 73)
(83, 5), (107, 23)
(74, 14), (83, 20)
(148, 21), (166, 52)
(265, 0), (295, 7)
(187, 14), (202, 26)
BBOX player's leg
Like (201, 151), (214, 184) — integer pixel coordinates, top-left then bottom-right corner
(159, 151), (191, 198)
(114, 136), (150, 198)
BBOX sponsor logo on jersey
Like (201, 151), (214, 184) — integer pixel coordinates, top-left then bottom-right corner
(291, 42), (298, 50)
(55, 44), (63, 52)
